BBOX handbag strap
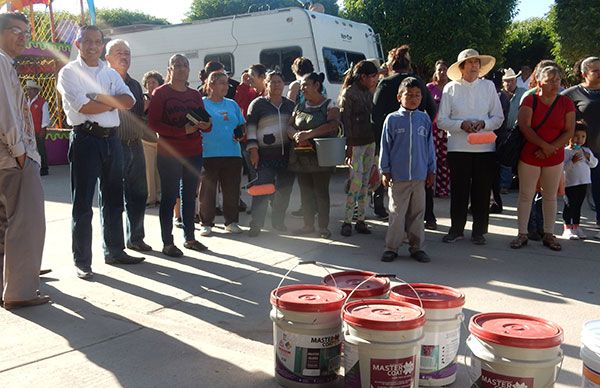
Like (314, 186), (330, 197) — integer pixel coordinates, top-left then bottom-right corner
(531, 94), (560, 131)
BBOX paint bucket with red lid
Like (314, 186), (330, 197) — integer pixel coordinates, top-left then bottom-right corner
(581, 319), (600, 387)
(342, 299), (426, 387)
(322, 271), (390, 301)
(390, 283), (465, 386)
(467, 312), (564, 388)
(270, 284), (346, 387)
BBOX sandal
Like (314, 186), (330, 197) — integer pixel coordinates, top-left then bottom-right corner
(510, 234), (528, 249)
(542, 233), (562, 251)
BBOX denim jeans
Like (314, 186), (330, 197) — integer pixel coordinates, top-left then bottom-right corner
(122, 140), (148, 244)
(157, 154), (202, 244)
(499, 164), (513, 189)
(69, 130), (125, 270)
(249, 163), (295, 230)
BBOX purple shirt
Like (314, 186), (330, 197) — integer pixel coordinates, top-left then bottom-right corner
(427, 82), (443, 105)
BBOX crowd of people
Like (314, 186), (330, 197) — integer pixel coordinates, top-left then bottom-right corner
(1, 12), (599, 309)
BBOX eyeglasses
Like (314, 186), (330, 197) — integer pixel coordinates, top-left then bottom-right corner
(4, 26), (31, 40)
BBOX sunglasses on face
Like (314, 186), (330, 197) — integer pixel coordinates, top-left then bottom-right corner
(4, 26), (31, 40)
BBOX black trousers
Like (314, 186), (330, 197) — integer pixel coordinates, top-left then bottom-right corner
(448, 152), (496, 236)
(491, 161), (503, 208)
(297, 172), (331, 229)
(425, 186), (436, 223)
(200, 157), (242, 226)
(563, 184), (587, 225)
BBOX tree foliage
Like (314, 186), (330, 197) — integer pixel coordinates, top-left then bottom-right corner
(95, 8), (170, 28)
(342, 0), (517, 76)
(186, 0), (339, 21)
(501, 17), (554, 70)
(550, 0), (600, 68)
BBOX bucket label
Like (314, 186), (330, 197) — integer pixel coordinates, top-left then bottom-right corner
(275, 329), (341, 384)
(370, 356), (417, 388)
(583, 364), (600, 387)
(420, 327), (460, 372)
(343, 342), (361, 387)
(480, 370), (534, 388)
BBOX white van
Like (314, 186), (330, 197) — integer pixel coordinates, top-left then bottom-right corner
(105, 7), (382, 99)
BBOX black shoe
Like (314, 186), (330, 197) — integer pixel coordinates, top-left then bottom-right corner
(162, 244), (183, 257)
(381, 250), (397, 262)
(340, 222), (352, 236)
(75, 266), (93, 280)
(471, 235), (487, 245)
(291, 209), (303, 218)
(489, 203), (503, 214)
(410, 250), (431, 263)
(184, 240), (208, 252)
(105, 252), (145, 265)
(355, 221), (371, 234)
(127, 240), (152, 252)
(424, 220), (437, 230)
(238, 199), (247, 212)
(248, 228), (261, 237)
(442, 232), (464, 243)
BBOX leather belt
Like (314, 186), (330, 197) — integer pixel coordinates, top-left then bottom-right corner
(74, 121), (116, 138)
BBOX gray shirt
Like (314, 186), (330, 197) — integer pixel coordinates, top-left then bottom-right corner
(116, 74), (146, 141)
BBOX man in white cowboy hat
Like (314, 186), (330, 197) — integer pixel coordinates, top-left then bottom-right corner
(25, 79), (50, 176)
(437, 48), (504, 245)
(501, 68), (527, 129)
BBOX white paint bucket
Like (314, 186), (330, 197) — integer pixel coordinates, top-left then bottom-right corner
(270, 284), (347, 387)
(342, 299), (426, 387)
(322, 271), (390, 301)
(390, 283), (465, 386)
(581, 319), (600, 387)
(467, 312), (564, 388)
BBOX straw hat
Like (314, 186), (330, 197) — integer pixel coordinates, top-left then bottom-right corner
(447, 49), (496, 81)
(25, 80), (41, 89)
(502, 68), (522, 80)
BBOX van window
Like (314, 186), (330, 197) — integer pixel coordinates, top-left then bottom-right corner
(323, 48), (366, 83)
(204, 53), (234, 76)
(259, 47), (302, 83)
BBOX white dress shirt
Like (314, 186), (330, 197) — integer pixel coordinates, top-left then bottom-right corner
(28, 95), (51, 128)
(57, 56), (134, 128)
(0, 48), (40, 169)
(437, 78), (504, 153)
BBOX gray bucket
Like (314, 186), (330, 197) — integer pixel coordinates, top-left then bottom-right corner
(314, 137), (346, 167)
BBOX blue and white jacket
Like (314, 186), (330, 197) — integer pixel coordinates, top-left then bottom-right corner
(380, 107), (436, 182)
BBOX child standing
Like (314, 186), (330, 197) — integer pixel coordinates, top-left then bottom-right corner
(380, 77), (436, 263)
(562, 122), (598, 240)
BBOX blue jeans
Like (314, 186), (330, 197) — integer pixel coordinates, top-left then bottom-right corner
(591, 150), (600, 222)
(157, 154), (202, 244)
(249, 163), (295, 229)
(122, 140), (148, 244)
(499, 164), (513, 189)
(69, 130), (125, 270)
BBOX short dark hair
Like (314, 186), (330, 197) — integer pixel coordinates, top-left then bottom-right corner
(199, 61), (224, 82)
(291, 57), (314, 77)
(397, 77), (421, 95)
(0, 12), (28, 30)
(266, 71), (284, 83)
(76, 25), (104, 42)
(249, 64), (267, 78)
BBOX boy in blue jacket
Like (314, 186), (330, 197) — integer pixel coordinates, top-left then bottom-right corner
(380, 77), (436, 262)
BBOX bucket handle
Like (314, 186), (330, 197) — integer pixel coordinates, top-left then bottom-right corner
(341, 273), (424, 312)
(273, 260), (338, 300)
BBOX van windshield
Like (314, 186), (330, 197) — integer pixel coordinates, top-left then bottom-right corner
(323, 48), (366, 84)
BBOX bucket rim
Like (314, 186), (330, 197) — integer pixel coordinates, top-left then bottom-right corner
(342, 299), (426, 331)
(469, 312), (564, 349)
(390, 283), (465, 309)
(322, 271), (390, 298)
(270, 284), (347, 313)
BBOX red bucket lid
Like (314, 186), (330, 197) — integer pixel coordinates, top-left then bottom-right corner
(270, 284), (346, 313)
(469, 313), (564, 349)
(342, 299), (425, 331)
(322, 271), (390, 299)
(390, 283), (465, 309)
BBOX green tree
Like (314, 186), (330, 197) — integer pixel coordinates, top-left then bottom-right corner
(96, 8), (170, 28)
(186, 0), (339, 21)
(342, 0), (517, 77)
(550, 0), (600, 68)
(501, 17), (554, 70)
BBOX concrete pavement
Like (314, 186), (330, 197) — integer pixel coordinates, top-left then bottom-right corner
(1, 165), (598, 387)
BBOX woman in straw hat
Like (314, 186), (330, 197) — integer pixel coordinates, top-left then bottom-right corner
(437, 49), (504, 245)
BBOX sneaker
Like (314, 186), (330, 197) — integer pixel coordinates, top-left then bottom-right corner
(561, 228), (578, 240)
(574, 227), (587, 239)
(162, 244), (183, 257)
(174, 217), (183, 229)
(471, 235), (487, 245)
(340, 222), (352, 236)
(75, 266), (93, 280)
(442, 232), (464, 243)
(355, 221), (371, 234)
(200, 225), (212, 237)
(184, 240), (208, 252)
(225, 223), (243, 234)
(410, 250), (431, 263)
(381, 250), (397, 262)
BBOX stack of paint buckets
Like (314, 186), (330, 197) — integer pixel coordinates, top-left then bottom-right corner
(269, 270), (568, 388)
